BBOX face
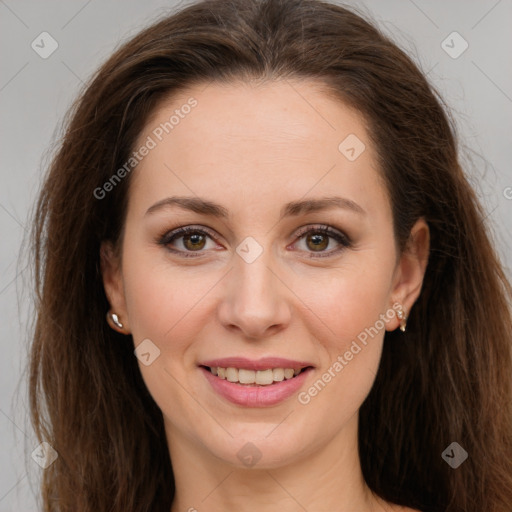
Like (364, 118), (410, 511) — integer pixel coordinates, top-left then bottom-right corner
(102, 79), (429, 469)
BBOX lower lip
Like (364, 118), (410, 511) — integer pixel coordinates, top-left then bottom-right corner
(201, 367), (312, 407)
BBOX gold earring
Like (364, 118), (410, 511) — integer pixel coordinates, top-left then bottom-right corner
(107, 311), (124, 330)
(396, 306), (407, 332)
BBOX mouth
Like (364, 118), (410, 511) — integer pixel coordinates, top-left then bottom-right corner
(198, 357), (315, 407)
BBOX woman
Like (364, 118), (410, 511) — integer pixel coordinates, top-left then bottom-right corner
(28, 0), (512, 511)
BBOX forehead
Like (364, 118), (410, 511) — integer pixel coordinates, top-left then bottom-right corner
(129, 79), (389, 221)
(141, 79), (367, 154)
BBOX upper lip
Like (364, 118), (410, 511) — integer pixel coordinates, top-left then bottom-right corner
(200, 357), (314, 371)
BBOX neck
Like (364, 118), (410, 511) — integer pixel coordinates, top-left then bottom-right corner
(167, 413), (382, 512)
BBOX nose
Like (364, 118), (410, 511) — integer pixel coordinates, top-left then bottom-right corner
(217, 248), (292, 340)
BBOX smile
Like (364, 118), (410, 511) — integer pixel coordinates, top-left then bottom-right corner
(199, 357), (314, 407)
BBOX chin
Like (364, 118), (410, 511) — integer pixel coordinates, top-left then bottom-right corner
(201, 424), (316, 470)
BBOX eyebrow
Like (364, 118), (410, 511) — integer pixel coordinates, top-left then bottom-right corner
(145, 195), (366, 219)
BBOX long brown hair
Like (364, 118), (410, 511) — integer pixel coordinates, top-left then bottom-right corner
(28, 0), (512, 511)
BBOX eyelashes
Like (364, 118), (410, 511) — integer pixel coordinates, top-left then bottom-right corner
(157, 224), (352, 259)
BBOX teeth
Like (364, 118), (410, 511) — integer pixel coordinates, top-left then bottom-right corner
(256, 369), (273, 385)
(284, 368), (294, 379)
(209, 366), (305, 385)
(225, 367), (238, 382)
(238, 369), (255, 384)
(273, 368), (284, 382)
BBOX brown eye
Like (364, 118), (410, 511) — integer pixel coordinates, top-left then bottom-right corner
(293, 225), (352, 258)
(158, 226), (218, 257)
(182, 232), (207, 251)
(305, 232), (329, 251)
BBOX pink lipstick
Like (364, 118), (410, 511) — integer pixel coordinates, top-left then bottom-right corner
(199, 357), (314, 407)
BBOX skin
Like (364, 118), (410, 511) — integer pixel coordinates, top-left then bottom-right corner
(101, 79), (429, 512)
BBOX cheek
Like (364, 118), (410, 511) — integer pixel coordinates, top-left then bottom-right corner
(122, 250), (216, 345)
(292, 268), (391, 427)
(292, 256), (394, 349)
(290, 252), (394, 406)
(121, 250), (215, 414)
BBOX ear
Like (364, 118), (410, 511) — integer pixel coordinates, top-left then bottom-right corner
(100, 240), (131, 333)
(387, 218), (430, 331)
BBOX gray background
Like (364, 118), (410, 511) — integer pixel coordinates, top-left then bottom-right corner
(1, 0), (511, 509)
